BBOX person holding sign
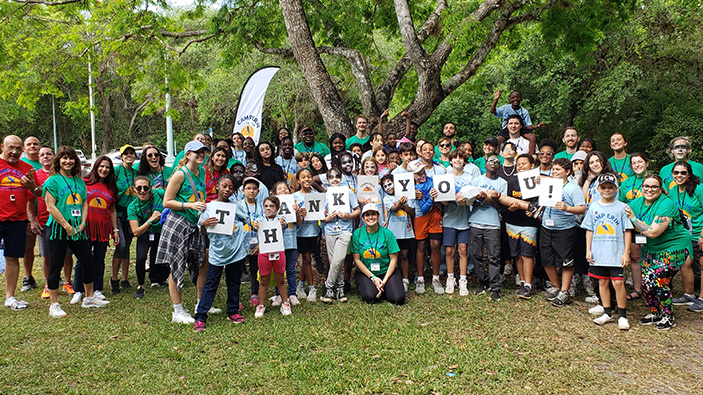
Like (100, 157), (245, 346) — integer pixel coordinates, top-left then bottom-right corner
(252, 196), (291, 317)
(381, 174), (415, 292)
(351, 205), (405, 305)
(538, 158), (586, 307)
(195, 174), (248, 331)
(294, 169), (323, 302)
(236, 177), (265, 307)
(271, 182), (304, 306)
(320, 169), (360, 304)
(359, 157), (385, 224)
(581, 173), (633, 330)
(127, 176), (167, 299)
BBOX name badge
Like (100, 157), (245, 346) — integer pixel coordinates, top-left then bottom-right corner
(248, 237), (258, 246)
(71, 209), (81, 217)
(268, 253), (280, 261)
(635, 235), (647, 244)
(332, 225), (342, 232)
(148, 233), (155, 241)
(370, 262), (381, 272)
(544, 219), (555, 227)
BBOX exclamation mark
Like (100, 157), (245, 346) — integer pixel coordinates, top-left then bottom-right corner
(548, 185), (553, 199)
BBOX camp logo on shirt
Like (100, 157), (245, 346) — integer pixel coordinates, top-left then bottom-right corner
(616, 173), (628, 182)
(88, 195), (107, 208)
(596, 223), (615, 235)
(66, 193), (82, 205)
(625, 189), (642, 200)
(0, 168), (24, 189)
(681, 209), (691, 218)
(362, 248), (382, 259)
(396, 209), (408, 217)
(242, 223), (253, 232)
(188, 191), (205, 202)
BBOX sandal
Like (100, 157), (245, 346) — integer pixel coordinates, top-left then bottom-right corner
(626, 290), (642, 301)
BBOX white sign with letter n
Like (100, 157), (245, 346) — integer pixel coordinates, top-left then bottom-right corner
(303, 192), (325, 221)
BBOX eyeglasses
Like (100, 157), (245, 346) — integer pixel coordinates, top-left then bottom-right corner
(439, 143), (451, 148)
(642, 184), (660, 190)
(673, 170), (688, 175)
(134, 186), (150, 192)
(538, 152), (553, 157)
(328, 174), (341, 180)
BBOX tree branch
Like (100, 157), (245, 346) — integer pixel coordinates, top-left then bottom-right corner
(128, 98), (151, 134)
(393, 0), (429, 69)
(10, 0), (83, 5)
(178, 34), (216, 55)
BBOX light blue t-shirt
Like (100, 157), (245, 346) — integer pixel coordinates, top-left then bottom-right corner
(236, 199), (263, 254)
(463, 163), (481, 179)
(423, 163), (447, 178)
(443, 172), (474, 230)
(199, 203), (248, 266)
(383, 195), (414, 240)
(297, 191), (322, 238)
(275, 156), (300, 185)
(319, 173), (358, 194)
(494, 104), (533, 129)
(279, 192), (304, 249)
(542, 180), (586, 230)
(231, 184), (269, 206)
(323, 187), (359, 235)
(581, 199), (633, 267)
(466, 175), (507, 227)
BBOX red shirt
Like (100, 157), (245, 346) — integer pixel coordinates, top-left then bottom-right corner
(85, 180), (116, 242)
(35, 169), (51, 225)
(205, 168), (229, 203)
(0, 157), (37, 221)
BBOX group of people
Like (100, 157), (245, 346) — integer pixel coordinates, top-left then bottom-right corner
(1, 89), (700, 333)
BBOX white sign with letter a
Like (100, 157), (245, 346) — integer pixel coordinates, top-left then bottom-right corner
(258, 220), (285, 253)
(394, 172), (415, 201)
(433, 173), (455, 202)
(517, 168), (542, 199)
(539, 177), (563, 207)
(327, 186), (350, 214)
(303, 192), (325, 221)
(206, 201), (236, 235)
(276, 194), (297, 223)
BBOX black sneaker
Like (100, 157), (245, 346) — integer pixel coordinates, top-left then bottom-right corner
(475, 284), (487, 295)
(337, 288), (348, 303)
(315, 260), (327, 275)
(110, 279), (121, 294)
(120, 280), (132, 289)
(320, 288), (335, 304)
(656, 316), (676, 331)
(20, 276), (37, 292)
(515, 285), (531, 300)
(343, 280), (351, 294)
(639, 313), (663, 326)
(551, 291), (572, 307)
(544, 286), (560, 301)
(134, 287), (145, 299)
(490, 290), (501, 301)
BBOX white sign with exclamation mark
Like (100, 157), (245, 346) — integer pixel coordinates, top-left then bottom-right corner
(539, 177), (563, 207)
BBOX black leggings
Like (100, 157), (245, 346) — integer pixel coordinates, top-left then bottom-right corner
(354, 269), (405, 305)
(48, 238), (94, 291)
(135, 232), (169, 286)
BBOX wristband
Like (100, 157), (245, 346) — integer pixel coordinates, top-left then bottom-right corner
(113, 229), (119, 233)
(181, 202), (184, 210)
(80, 221), (86, 227)
(370, 275), (376, 280)
(146, 219), (152, 226)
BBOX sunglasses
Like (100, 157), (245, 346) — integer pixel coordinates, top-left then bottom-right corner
(146, 153), (160, 158)
(439, 143), (451, 148)
(673, 170), (688, 175)
(134, 186), (150, 192)
(538, 152), (553, 157)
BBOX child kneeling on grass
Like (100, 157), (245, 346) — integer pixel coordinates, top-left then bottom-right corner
(581, 173), (633, 330)
(194, 175), (248, 332)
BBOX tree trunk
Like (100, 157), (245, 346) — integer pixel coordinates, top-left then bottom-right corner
(279, 0), (355, 138)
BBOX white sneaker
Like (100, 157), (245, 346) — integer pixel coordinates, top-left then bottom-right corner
(49, 302), (66, 318)
(255, 305), (265, 318)
(402, 279), (409, 293)
(208, 306), (222, 314)
(94, 290), (106, 300)
(459, 278), (469, 296)
(445, 277), (456, 294)
(289, 295), (300, 306)
(415, 280), (425, 294)
(589, 305), (605, 315)
(271, 295), (282, 307)
(82, 296), (110, 308)
(280, 301), (291, 316)
(307, 287), (317, 302)
(585, 295), (599, 304)
(296, 283), (307, 299)
(515, 274), (522, 287)
(618, 317), (630, 331)
(70, 292), (83, 305)
(432, 279), (444, 294)
(593, 313), (613, 326)
(172, 310), (195, 324)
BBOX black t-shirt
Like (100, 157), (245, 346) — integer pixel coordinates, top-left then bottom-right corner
(257, 161), (285, 192)
(499, 171), (540, 227)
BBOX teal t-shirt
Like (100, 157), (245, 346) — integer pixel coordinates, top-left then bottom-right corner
(294, 141), (330, 157)
(345, 135), (369, 150)
(628, 194), (692, 254)
(21, 157), (42, 170)
(174, 167), (206, 223)
(43, 174), (88, 241)
(608, 155), (635, 183)
(619, 174), (646, 204)
(660, 160), (703, 190)
(554, 150), (574, 161)
(667, 184), (703, 242)
(350, 226), (400, 276)
(127, 189), (165, 233)
(115, 163), (138, 213)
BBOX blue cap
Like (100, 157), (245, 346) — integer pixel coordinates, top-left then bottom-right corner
(184, 140), (210, 154)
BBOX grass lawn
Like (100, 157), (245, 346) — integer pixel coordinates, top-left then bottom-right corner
(2, 258), (703, 394)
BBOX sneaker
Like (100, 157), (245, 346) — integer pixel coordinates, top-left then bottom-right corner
(280, 301), (292, 316)
(458, 279), (469, 296)
(519, 285), (533, 300)
(584, 295), (599, 304)
(515, 285), (528, 298)
(672, 294), (696, 306)
(150, 282), (161, 288)
(545, 280), (554, 290)
(296, 283), (307, 300)
(656, 316), (676, 331)
(62, 281), (76, 295)
(271, 295), (282, 307)
(688, 298), (703, 312)
(120, 279), (132, 289)
(110, 279), (120, 294)
(445, 277), (456, 294)
(49, 303), (66, 318)
(551, 291), (572, 307)
(588, 305), (605, 316)
(337, 288), (348, 303)
(584, 277), (595, 296)
(94, 290), (106, 300)
(475, 284), (487, 295)
(193, 320), (206, 332)
(134, 287), (145, 299)
(208, 306), (222, 314)
(307, 287), (317, 302)
(618, 317), (630, 331)
(415, 280), (426, 294)
(490, 290), (501, 301)
(254, 305), (265, 318)
(515, 274), (522, 287)
(227, 313), (245, 324)
(639, 313), (663, 326)
(402, 279), (409, 293)
(40, 286), (50, 299)
(82, 296), (110, 308)
(70, 292), (83, 305)
(593, 313), (613, 326)
(20, 276), (37, 292)
(432, 279), (445, 295)
(289, 295), (300, 306)
(321, 288), (335, 303)
(172, 310), (195, 324)
(568, 284), (576, 298)
(5, 297), (28, 310)
(250, 295), (259, 307)
(545, 286), (560, 301)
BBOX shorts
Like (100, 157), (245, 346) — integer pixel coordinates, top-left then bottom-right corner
(397, 239), (414, 250)
(506, 223), (537, 258)
(297, 236), (318, 255)
(414, 206), (442, 240)
(443, 227), (469, 246)
(38, 227), (73, 257)
(539, 227), (575, 268)
(692, 240), (703, 259)
(498, 127), (534, 140)
(588, 265), (624, 281)
(0, 220), (28, 258)
(25, 222), (37, 249)
(257, 252), (286, 276)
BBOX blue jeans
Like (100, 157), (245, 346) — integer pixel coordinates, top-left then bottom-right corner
(275, 249), (298, 296)
(74, 240), (107, 293)
(195, 258), (245, 323)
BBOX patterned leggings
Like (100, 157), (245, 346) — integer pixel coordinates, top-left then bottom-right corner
(640, 248), (687, 318)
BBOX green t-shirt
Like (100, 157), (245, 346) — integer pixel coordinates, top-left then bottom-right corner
(608, 155), (635, 183)
(21, 157), (42, 170)
(174, 150), (208, 169)
(660, 160), (703, 190)
(174, 167), (206, 223)
(43, 174), (88, 241)
(294, 141), (331, 157)
(350, 226), (400, 276)
(127, 189), (165, 233)
(667, 184), (703, 242)
(554, 150), (574, 161)
(115, 163), (138, 212)
(619, 174), (646, 204)
(146, 166), (174, 190)
(628, 194), (691, 254)
(474, 156), (504, 174)
(345, 135), (369, 150)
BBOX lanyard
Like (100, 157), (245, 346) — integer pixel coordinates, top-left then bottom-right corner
(60, 175), (79, 206)
(612, 157), (626, 179)
(138, 196), (153, 223)
(364, 227), (381, 259)
(675, 187), (687, 210)
(118, 164), (135, 201)
(245, 202), (258, 228)
(280, 156), (294, 176)
(631, 176), (644, 199)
